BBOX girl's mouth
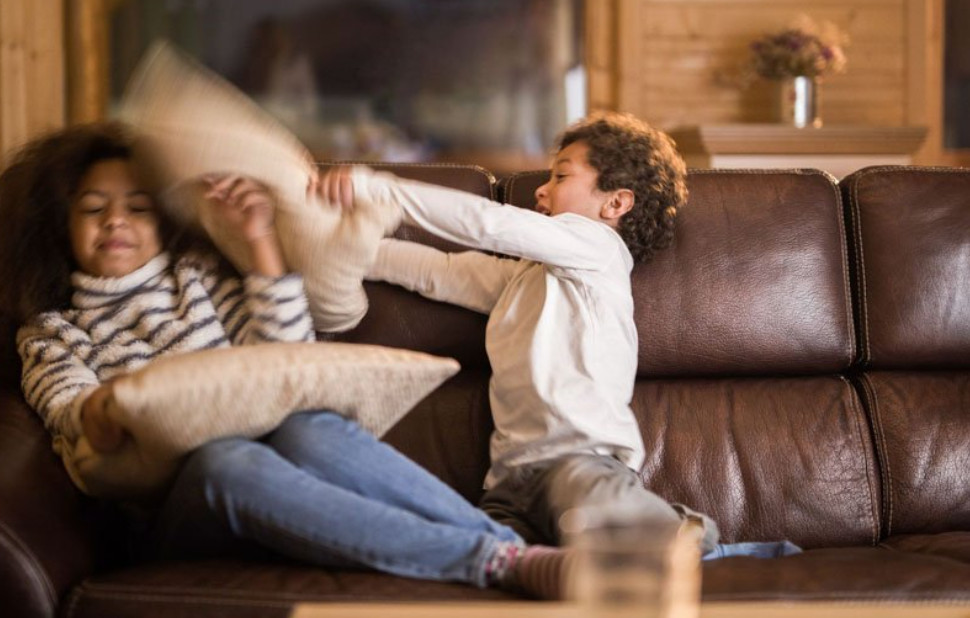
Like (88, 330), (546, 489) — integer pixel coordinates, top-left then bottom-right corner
(100, 240), (133, 251)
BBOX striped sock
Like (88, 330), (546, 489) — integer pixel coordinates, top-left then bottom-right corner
(484, 541), (525, 588)
(513, 546), (574, 600)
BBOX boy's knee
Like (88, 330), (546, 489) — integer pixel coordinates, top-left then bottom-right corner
(547, 454), (681, 528)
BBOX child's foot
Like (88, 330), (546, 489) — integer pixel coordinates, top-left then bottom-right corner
(489, 545), (573, 600)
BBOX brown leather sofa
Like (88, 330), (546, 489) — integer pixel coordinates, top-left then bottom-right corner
(2, 164), (969, 618)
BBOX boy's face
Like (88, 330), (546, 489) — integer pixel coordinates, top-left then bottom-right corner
(69, 158), (162, 278)
(535, 140), (618, 224)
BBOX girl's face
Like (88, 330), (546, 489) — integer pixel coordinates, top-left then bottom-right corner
(69, 158), (162, 278)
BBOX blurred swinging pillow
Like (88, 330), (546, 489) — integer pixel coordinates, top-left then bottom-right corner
(119, 41), (400, 333)
(68, 342), (460, 498)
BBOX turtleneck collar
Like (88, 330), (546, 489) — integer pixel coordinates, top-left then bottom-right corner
(71, 252), (171, 309)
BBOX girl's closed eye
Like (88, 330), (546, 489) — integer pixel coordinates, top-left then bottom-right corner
(127, 196), (154, 214)
(77, 198), (107, 215)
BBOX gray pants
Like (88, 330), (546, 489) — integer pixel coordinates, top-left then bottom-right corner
(479, 453), (719, 553)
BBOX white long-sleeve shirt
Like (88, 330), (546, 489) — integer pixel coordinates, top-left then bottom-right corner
(17, 252), (315, 470)
(356, 168), (645, 488)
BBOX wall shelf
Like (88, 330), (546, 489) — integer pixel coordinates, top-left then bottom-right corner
(668, 124), (929, 179)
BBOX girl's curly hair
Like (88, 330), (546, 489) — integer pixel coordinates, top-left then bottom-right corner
(557, 112), (687, 263)
(0, 122), (198, 322)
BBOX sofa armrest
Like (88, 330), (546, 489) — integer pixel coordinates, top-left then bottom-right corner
(0, 389), (99, 618)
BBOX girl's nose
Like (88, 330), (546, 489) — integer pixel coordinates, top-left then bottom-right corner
(103, 204), (129, 229)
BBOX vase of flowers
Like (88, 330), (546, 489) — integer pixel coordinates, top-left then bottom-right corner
(748, 18), (848, 128)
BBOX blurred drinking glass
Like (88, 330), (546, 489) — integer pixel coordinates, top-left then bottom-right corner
(563, 507), (702, 618)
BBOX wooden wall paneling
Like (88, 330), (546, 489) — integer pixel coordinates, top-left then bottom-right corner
(616, 0), (644, 114)
(0, 0), (65, 162)
(585, 0), (616, 111)
(910, 0), (954, 165)
(611, 0), (911, 132)
(67, 0), (116, 124)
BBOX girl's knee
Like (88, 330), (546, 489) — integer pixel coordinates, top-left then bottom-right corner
(179, 438), (266, 490)
(270, 410), (366, 456)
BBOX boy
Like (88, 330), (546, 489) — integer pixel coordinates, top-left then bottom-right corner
(316, 112), (718, 553)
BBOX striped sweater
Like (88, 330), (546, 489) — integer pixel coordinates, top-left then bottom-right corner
(17, 252), (315, 448)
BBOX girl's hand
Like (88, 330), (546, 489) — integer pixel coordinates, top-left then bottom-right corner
(204, 175), (286, 276)
(204, 175), (277, 242)
(308, 166), (355, 211)
(81, 383), (126, 453)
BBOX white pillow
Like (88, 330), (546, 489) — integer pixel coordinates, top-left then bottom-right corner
(68, 342), (459, 498)
(119, 42), (400, 332)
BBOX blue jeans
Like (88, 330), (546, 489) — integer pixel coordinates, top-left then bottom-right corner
(147, 410), (522, 587)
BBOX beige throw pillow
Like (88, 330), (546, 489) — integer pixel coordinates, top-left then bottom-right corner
(120, 42), (400, 332)
(69, 342), (460, 498)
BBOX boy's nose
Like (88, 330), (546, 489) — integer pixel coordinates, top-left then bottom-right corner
(534, 184), (550, 213)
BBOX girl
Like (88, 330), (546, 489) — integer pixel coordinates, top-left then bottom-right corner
(0, 122), (567, 598)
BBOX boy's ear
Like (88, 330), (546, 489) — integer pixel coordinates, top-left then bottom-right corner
(601, 188), (634, 222)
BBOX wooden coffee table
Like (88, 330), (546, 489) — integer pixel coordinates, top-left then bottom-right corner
(291, 601), (970, 618)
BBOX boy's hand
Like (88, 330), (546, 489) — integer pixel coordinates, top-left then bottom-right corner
(308, 166), (355, 211)
(203, 175), (278, 242)
(81, 383), (126, 453)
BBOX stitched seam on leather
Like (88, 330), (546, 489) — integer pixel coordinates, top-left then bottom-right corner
(76, 589), (294, 608)
(0, 519), (57, 612)
(862, 374), (893, 537)
(832, 179), (855, 367)
(505, 174), (518, 206)
(74, 583), (363, 605)
(64, 586), (84, 618)
(315, 161), (497, 198)
(849, 171), (871, 364)
(846, 165), (970, 175)
(842, 375), (878, 546)
(686, 168), (834, 178)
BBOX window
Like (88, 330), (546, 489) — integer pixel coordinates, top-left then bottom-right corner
(107, 0), (585, 170)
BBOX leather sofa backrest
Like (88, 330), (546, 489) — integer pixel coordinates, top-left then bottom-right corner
(842, 166), (970, 370)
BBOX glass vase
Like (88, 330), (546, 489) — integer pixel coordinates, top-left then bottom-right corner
(780, 76), (822, 128)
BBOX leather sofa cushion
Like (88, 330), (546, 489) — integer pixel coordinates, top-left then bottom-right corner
(61, 548), (970, 618)
(858, 371), (970, 536)
(881, 531), (970, 563)
(842, 167), (970, 369)
(634, 376), (879, 549)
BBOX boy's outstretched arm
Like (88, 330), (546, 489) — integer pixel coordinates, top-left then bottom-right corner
(317, 167), (620, 271)
(368, 238), (520, 314)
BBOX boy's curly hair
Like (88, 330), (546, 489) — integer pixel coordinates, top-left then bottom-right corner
(557, 112), (687, 263)
(0, 122), (194, 322)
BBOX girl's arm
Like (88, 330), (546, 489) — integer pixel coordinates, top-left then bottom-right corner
(17, 318), (123, 452)
(202, 176), (315, 344)
(332, 166), (622, 271)
(204, 175), (286, 277)
(368, 238), (521, 314)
